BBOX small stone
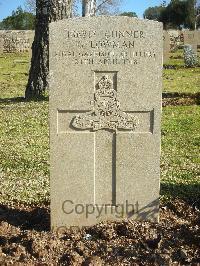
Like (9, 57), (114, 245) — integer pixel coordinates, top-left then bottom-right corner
(179, 249), (187, 260)
(100, 227), (116, 240)
(84, 234), (92, 240)
(84, 256), (102, 266)
(0, 236), (7, 246)
(146, 234), (162, 249)
(70, 251), (84, 265)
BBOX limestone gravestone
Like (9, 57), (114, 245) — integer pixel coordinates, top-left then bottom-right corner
(0, 30), (34, 53)
(0, 33), (4, 53)
(163, 31), (170, 63)
(183, 31), (198, 54)
(168, 30), (182, 51)
(196, 31), (200, 48)
(50, 17), (162, 228)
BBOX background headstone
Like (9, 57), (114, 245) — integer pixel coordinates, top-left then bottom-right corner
(163, 30), (170, 63)
(0, 32), (4, 53)
(183, 30), (198, 54)
(0, 30), (34, 53)
(196, 31), (200, 48)
(50, 17), (162, 228)
(168, 30), (182, 51)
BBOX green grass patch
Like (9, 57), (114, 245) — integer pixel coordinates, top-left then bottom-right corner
(0, 53), (30, 98)
(0, 53), (49, 205)
(0, 101), (49, 204)
(161, 106), (200, 202)
(163, 67), (200, 93)
(163, 48), (200, 93)
(0, 52), (199, 206)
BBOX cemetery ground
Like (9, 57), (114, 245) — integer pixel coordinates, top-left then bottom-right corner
(0, 50), (199, 265)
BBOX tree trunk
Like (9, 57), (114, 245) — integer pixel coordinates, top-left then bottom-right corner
(25, 0), (72, 99)
(82, 0), (96, 17)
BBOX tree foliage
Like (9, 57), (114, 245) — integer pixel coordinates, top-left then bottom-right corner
(160, 0), (196, 29)
(143, 6), (165, 21)
(120, 11), (137, 17)
(0, 6), (35, 30)
(143, 0), (197, 30)
(25, 0), (36, 14)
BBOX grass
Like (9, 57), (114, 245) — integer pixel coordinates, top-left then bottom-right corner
(0, 53), (49, 205)
(0, 100), (49, 204)
(163, 48), (200, 93)
(0, 53), (30, 98)
(161, 105), (200, 202)
(163, 67), (200, 94)
(0, 51), (199, 206)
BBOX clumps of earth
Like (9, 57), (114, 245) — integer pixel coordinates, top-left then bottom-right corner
(0, 199), (199, 265)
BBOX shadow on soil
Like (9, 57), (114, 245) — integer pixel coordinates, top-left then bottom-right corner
(0, 96), (49, 104)
(0, 94), (199, 107)
(0, 183), (199, 232)
(161, 183), (200, 208)
(0, 205), (50, 232)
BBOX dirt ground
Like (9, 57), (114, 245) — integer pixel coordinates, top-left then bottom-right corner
(0, 199), (199, 265)
(162, 92), (200, 106)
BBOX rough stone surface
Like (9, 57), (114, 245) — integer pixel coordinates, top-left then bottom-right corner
(163, 31), (170, 63)
(196, 31), (200, 47)
(167, 30), (183, 51)
(49, 17), (162, 228)
(0, 34), (4, 53)
(0, 30), (34, 53)
(183, 30), (198, 54)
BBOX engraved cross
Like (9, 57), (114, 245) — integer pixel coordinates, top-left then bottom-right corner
(71, 74), (139, 206)
(58, 74), (154, 206)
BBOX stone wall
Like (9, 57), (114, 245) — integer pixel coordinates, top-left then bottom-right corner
(0, 30), (34, 53)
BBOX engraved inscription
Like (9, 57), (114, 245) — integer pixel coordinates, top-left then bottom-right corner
(90, 40), (135, 49)
(64, 30), (144, 39)
(53, 29), (157, 65)
(72, 75), (139, 131)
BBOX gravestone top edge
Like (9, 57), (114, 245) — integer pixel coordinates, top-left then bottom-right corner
(49, 16), (163, 28)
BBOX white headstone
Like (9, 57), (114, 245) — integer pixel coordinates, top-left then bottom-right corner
(183, 31), (198, 54)
(49, 17), (162, 228)
(163, 31), (170, 63)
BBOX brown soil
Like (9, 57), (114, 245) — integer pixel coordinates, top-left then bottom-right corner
(0, 199), (199, 265)
(162, 92), (200, 106)
(162, 97), (199, 106)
